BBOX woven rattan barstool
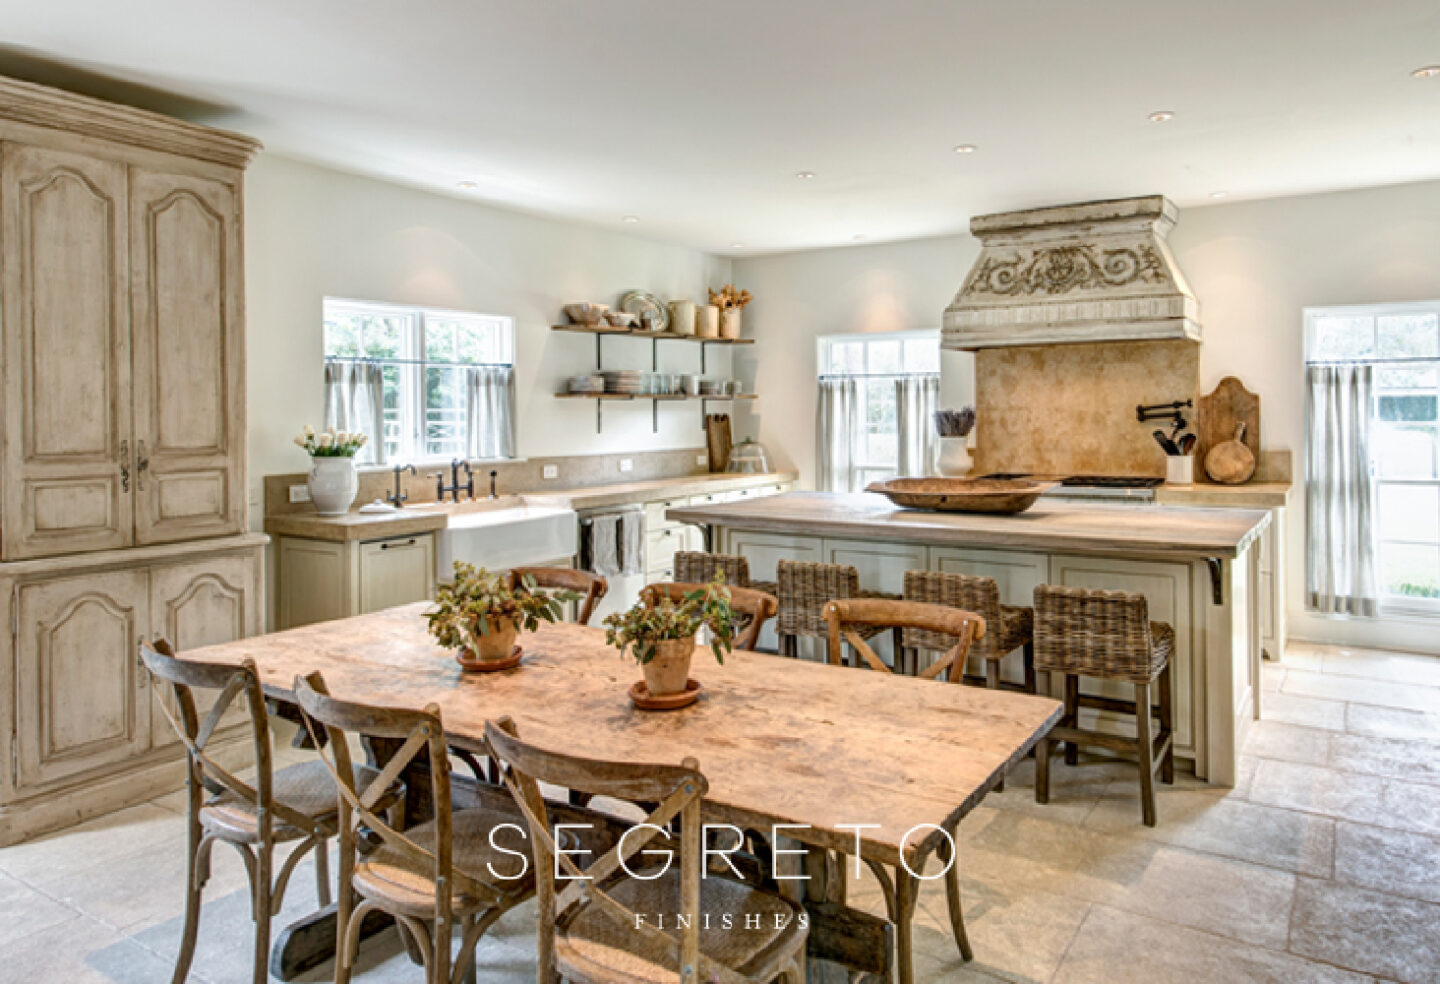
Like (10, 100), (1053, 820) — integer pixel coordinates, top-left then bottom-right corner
(673, 550), (775, 595)
(902, 570), (1035, 690)
(775, 560), (899, 658)
(1032, 584), (1176, 826)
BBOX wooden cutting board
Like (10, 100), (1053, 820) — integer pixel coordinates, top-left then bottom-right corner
(1197, 377), (1260, 483)
(704, 414), (732, 472)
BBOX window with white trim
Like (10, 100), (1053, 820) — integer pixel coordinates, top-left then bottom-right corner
(817, 331), (940, 485)
(323, 299), (515, 464)
(1306, 301), (1440, 611)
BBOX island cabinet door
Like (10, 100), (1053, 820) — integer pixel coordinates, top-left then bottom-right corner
(14, 570), (151, 790)
(1045, 555), (1199, 766)
(147, 553), (262, 748)
(929, 547), (1048, 684)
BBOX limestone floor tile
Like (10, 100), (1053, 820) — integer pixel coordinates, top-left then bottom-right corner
(911, 878), (1090, 984)
(1328, 733), (1440, 785)
(1051, 904), (1372, 984)
(1244, 759), (1388, 826)
(0, 803), (186, 887)
(1068, 841), (1296, 948)
(1282, 669), (1437, 713)
(1083, 787), (1335, 877)
(1279, 644), (1327, 670)
(0, 914), (181, 984)
(1262, 691), (1348, 731)
(1320, 648), (1440, 688)
(1289, 876), (1440, 983)
(1262, 661), (1287, 692)
(0, 871), (82, 950)
(982, 757), (1138, 827)
(1379, 777), (1440, 837)
(1333, 821), (1440, 904)
(1346, 703), (1440, 741)
(1243, 719), (1334, 765)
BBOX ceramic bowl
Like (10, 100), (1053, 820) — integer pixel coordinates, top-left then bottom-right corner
(604, 310), (637, 327)
(564, 302), (610, 326)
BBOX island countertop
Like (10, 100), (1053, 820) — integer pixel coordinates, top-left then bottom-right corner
(667, 491), (1271, 560)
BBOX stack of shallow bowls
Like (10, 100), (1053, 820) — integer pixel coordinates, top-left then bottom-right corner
(567, 374), (604, 394)
(601, 370), (643, 394)
(697, 378), (724, 396)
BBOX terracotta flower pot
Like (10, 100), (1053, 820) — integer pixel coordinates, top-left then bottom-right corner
(642, 637), (695, 696)
(466, 615), (519, 662)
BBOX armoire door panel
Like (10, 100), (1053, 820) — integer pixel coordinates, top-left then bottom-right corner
(1, 142), (132, 559)
(130, 167), (244, 544)
(16, 569), (149, 789)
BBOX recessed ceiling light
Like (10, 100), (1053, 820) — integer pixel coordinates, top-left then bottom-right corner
(1148, 110), (1175, 123)
(456, 180), (478, 189)
(622, 215), (640, 223)
(1414, 65), (1440, 78)
(730, 242), (745, 249)
(796, 171), (816, 180)
(852, 234), (867, 241)
(1209, 190), (1229, 199)
(953, 144), (977, 154)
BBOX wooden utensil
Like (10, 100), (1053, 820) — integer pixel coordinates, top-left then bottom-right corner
(704, 414), (732, 472)
(1204, 423), (1256, 484)
(1197, 377), (1260, 482)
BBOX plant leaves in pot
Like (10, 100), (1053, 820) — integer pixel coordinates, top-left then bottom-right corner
(603, 572), (737, 699)
(426, 563), (580, 670)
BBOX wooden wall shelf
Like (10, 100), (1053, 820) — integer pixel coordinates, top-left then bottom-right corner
(555, 393), (757, 401)
(551, 324), (754, 345)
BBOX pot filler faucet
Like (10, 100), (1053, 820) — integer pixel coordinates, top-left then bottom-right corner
(430, 459), (475, 503)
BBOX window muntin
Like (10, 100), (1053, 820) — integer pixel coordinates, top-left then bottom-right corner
(818, 331), (940, 485)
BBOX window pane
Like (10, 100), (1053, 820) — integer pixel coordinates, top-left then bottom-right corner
(1380, 542), (1440, 599)
(868, 341), (901, 375)
(1377, 314), (1439, 359)
(381, 365), (404, 462)
(1311, 315), (1375, 361)
(425, 320), (457, 362)
(863, 380), (897, 468)
(1378, 484), (1440, 542)
(360, 315), (403, 359)
(425, 367), (466, 459)
(1378, 366), (1439, 389)
(1374, 423), (1438, 479)
(829, 342), (863, 374)
(1378, 395), (1438, 422)
(904, 338), (940, 373)
(323, 314), (361, 357)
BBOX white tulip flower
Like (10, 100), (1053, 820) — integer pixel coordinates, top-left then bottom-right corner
(318, 433), (334, 448)
(293, 435), (306, 448)
(303, 424), (315, 437)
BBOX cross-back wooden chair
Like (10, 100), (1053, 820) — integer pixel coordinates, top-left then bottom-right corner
(485, 717), (808, 984)
(507, 567), (608, 626)
(819, 598), (988, 965)
(294, 672), (540, 984)
(141, 640), (386, 984)
(641, 581), (779, 652)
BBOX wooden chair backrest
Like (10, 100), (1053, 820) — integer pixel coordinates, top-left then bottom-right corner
(640, 581), (778, 652)
(293, 672), (506, 924)
(484, 718), (739, 984)
(822, 598), (985, 683)
(140, 640), (313, 834)
(902, 569), (1003, 655)
(507, 567), (608, 626)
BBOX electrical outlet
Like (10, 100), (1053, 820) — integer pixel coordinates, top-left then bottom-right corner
(696, 454), (708, 467)
(542, 464), (559, 480)
(289, 484), (311, 503)
(619, 458), (634, 473)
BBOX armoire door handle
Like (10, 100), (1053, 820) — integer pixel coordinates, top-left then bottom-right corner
(135, 440), (149, 491)
(119, 440), (130, 492)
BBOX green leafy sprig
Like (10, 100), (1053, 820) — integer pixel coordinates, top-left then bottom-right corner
(426, 562), (581, 650)
(603, 572), (737, 666)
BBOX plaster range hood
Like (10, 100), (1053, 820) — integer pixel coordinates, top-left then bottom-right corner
(942, 195), (1200, 351)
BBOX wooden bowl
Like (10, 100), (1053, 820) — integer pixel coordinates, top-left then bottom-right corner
(563, 302), (610, 326)
(865, 478), (1055, 514)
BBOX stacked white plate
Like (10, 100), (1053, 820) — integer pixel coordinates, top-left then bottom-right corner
(601, 370), (643, 394)
(567, 374), (604, 394)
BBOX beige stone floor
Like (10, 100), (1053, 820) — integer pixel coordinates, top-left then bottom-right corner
(2, 640), (1438, 983)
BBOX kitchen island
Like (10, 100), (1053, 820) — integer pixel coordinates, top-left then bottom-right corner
(668, 491), (1271, 786)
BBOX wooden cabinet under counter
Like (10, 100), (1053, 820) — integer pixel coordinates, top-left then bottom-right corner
(277, 532), (437, 630)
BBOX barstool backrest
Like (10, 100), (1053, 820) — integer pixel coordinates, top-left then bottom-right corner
(1033, 584), (1155, 681)
(902, 570), (1003, 655)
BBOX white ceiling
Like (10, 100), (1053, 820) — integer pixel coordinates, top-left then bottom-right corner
(7, 0), (1440, 255)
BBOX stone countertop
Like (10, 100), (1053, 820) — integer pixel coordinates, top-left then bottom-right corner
(667, 491), (1271, 560)
(264, 471), (797, 542)
(1155, 482), (1292, 509)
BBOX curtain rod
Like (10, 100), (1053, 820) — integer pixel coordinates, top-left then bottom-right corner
(1306, 356), (1440, 367)
(325, 356), (514, 369)
(819, 371), (940, 379)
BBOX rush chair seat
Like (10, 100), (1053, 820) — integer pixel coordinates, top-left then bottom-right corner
(1031, 584), (1176, 827)
(820, 598), (987, 967)
(140, 640), (402, 984)
(641, 581), (779, 652)
(506, 567), (608, 626)
(485, 717), (808, 984)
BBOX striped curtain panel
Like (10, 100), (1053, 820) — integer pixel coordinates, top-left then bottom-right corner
(322, 361), (385, 465)
(1305, 364), (1377, 616)
(466, 366), (517, 460)
(816, 377), (862, 492)
(895, 375), (940, 477)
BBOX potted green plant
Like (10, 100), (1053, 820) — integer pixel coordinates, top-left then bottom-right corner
(603, 573), (737, 697)
(427, 562), (578, 668)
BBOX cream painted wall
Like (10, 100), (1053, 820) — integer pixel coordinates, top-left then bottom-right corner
(735, 178), (1440, 654)
(244, 154), (732, 519)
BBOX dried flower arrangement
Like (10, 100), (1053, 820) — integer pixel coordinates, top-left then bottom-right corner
(934, 407), (977, 438)
(293, 424), (368, 457)
(708, 284), (754, 311)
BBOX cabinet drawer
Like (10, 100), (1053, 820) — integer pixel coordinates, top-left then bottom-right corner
(646, 525), (699, 572)
(645, 498), (689, 531)
(359, 534), (436, 614)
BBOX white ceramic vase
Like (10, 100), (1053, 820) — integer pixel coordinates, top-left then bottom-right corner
(308, 456), (359, 515)
(719, 308), (742, 339)
(936, 437), (974, 477)
(696, 305), (720, 338)
(1165, 454), (1195, 485)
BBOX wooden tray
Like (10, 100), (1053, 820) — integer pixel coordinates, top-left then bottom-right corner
(456, 645), (523, 673)
(628, 677), (702, 710)
(865, 478), (1055, 514)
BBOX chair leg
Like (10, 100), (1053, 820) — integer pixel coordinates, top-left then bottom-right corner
(940, 833), (973, 962)
(252, 841), (273, 984)
(460, 911), (477, 984)
(335, 828), (357, 984)
(894, 866), (919, 984)
(984, 658), (1001, 690)
(314, 836), (332, 909)
(1034, 731), (1051, 804)
(1135, 681), (1157, 827)
(1022, 640), (1037, 694)
(1063, 675), (1080, 765)
(171, 780), (204, 984)
(1159, 661), (1175, 785)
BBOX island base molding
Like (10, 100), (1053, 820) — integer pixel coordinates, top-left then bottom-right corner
(717, 528), (1260, 786)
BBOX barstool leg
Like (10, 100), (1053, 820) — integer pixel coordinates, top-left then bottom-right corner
(1159, 662), (1175, 784)
(1063, 675), (1080, 766)
(984, 660), (1006, 792)
(1135, 681), (1157, 827)
(1022, 640), (1037, 694)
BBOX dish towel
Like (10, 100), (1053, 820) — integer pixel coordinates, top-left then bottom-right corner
(620, 510), (646, 576)
(588, 514), (621, 577)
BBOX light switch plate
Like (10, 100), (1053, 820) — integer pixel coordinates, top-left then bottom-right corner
(289, 484), (311, 503)
(542, 465), (559, 479)
(619, 458), (634, 473)
(696, 454), (708, 467)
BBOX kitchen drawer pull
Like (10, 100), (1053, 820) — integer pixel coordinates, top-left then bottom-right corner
(380, 538), (418, 550)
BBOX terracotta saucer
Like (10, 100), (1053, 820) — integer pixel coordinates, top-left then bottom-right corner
(628, 677), (702, 711)
(457, 645), (523, 673)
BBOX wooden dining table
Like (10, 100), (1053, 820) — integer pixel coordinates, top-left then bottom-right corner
(186, 602), (1061, 984)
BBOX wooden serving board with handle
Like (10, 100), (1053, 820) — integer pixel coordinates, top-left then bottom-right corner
(704, 413), (732, 472)
(1197, 377), (1260, 483)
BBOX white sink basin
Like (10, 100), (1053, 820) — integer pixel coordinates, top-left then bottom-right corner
(433, 498), (578, 577)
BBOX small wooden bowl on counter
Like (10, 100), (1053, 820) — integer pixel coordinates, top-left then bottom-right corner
(865, 477), (1056, 515)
